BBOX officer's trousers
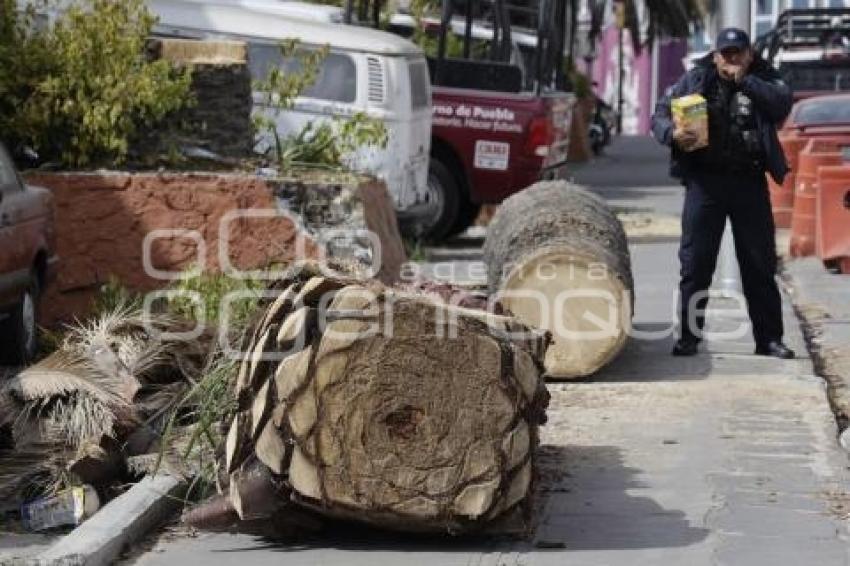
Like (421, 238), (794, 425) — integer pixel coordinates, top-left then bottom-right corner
(678, 171), (783, 346)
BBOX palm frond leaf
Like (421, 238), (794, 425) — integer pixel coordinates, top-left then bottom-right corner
(588, 0), (707, 54)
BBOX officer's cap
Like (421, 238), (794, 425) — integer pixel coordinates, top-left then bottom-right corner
(716, 27), (751, 52)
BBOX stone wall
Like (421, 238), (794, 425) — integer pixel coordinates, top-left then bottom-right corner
(271, 175), (407, 285)
(25, 172), (405, 326)
(182, 64), (254, 158)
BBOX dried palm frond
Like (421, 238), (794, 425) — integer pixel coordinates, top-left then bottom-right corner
(42, 393), (126, 448)
(0, 349), (137, 446)
(64, 306), (169, 380)
(64, 305), (213, 387)
(0, 445), (70, 506)
(0, 305), (217, 499)
(3, 350), (128, 407)
(586, 0), (705, 54)
(136, 381), (190, 425)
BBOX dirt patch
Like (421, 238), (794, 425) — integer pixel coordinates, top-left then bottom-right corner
(616, 211), (681, 240)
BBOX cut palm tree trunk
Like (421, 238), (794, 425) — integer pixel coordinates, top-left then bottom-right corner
(191, 269), (550, 535)
(483, 181), (634, 379)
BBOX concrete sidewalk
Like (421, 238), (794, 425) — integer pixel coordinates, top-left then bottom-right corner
(125, 137), (850, 565)
(128, 238), (850, 566)
(784, 255), (850, 436)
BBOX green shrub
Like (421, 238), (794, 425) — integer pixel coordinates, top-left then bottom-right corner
(90, 270), (265, 334)
(167, 271), (266, 332)
(91, 276), (143, 316)
(0, 0), (192, 167)
(253, 39), (387, 170)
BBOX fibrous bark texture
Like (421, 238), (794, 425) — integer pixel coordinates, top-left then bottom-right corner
(191, 266), (550, 535)
(483, 181), (634, 379)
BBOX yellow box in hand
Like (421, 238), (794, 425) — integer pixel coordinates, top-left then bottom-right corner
(671, 94), (708, 151)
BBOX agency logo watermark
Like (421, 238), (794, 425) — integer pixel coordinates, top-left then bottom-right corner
(137, 211), (753, 359)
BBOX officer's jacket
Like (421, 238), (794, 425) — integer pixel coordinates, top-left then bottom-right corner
(652, 53), (793, 185)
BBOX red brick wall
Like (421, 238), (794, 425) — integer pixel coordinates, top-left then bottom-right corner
(25, 172), (319, 326)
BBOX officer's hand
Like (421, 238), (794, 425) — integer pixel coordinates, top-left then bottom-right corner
(673, 128), (700, 151)
(736, 50), (753, 82)
(717, 62), (736, 81)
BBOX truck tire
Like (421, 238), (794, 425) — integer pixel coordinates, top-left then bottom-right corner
(0, 273), (40, 365)
(446, 200), (481, 239)
(417, 159), (461, 242)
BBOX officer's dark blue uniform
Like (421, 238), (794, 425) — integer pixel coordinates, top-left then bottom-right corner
(651, 28), (796, 358)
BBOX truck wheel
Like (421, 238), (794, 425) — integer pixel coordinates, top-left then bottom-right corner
(418, 159), (461, 242)
(0, 274), (40, 365)
(446, 200), (481, 238)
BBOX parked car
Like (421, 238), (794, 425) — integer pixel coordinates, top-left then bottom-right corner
(0, 143), (56, 364)
(781, 93), (850, 134)
(148, 0), (433, 235)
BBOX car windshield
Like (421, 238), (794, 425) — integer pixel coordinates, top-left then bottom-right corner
(795, 98), (850, 125)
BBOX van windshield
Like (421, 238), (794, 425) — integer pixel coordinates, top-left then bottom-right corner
(248, 44), (357, 103)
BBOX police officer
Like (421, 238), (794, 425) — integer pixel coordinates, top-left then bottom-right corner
(651, 28), (795, 359)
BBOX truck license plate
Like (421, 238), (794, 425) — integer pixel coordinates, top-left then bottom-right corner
(474, 140), (510, 171)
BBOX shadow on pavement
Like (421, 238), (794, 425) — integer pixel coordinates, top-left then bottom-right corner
(590, 322), (715, 383)
(532, 445), (709, 551)
(207, 445), (708, 556)
(208, 522), (521, 556)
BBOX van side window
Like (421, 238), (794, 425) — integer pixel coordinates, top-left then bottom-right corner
(409, 60), (431, 110)
(248, 44), (357, 104)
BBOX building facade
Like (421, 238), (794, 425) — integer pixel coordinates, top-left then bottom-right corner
(575, 1), (688, 135)
(691, 0), (850, 54)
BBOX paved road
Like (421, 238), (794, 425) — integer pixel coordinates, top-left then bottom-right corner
(568, 135), (684, 216)
(129, 136), (850, 565)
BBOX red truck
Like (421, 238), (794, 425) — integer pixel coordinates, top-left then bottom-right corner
(427, 85), (572, 239)
(755, 7), (850, 102)
(357, 0), (575, 240)
(0, 142), (57, 364)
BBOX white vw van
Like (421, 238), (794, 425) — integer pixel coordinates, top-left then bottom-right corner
(147, 0), (432, 222)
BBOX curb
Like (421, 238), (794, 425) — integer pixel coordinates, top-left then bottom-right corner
(780, 259), (850, 453)
(34, 474), (185, 566)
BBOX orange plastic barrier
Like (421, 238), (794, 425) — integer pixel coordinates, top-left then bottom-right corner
(789, 138), (850, 257)
(816, 165), (850, 274)
(769, 136), (808, 228)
